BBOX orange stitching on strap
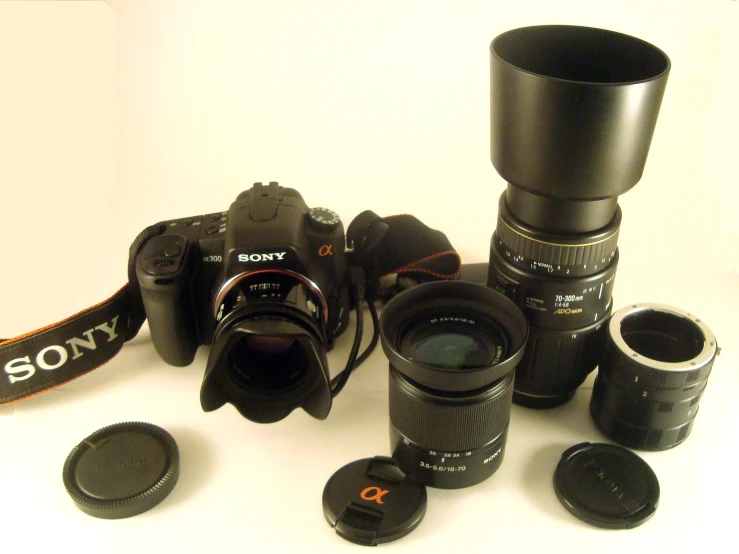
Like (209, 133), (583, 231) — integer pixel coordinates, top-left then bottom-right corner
(382, 250), (462, 279)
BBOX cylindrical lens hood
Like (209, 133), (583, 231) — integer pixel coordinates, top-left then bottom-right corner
(201, 270), (333, 423)
(590, 303), (718, 450)
(380, 281), (528, 392)
(490, 25), (670, 200)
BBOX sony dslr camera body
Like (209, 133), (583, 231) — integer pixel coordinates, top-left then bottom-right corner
(135, 182), (350, 423)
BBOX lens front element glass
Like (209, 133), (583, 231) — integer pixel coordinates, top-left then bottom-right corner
(400, 318), (508, 371)
(228, 335), (308, 394)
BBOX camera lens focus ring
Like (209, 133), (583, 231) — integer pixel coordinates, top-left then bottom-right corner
(494, 197), (621, 278)
(389, 368), (514, 453)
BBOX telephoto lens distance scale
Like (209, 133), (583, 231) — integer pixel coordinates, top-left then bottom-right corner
(486, 25), (671, 409)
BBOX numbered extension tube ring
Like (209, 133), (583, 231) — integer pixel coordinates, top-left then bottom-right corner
(590, 303), (719, 451)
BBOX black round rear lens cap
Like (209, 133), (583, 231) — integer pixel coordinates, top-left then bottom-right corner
(554, 442), (659, 529)
(63, 422), (179, 519)
(323, 456), (427, 546)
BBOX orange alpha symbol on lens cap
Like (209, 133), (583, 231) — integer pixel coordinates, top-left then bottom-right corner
(318, 244), (333, 256)
(360, 486), (389, 504)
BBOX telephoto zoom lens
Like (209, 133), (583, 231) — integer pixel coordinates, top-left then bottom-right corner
(487, 26), (670, 408)
(380, 281), (527, 489)
(590, 304), (718, 451)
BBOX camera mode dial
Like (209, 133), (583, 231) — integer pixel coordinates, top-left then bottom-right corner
(308, 207), (341, 232)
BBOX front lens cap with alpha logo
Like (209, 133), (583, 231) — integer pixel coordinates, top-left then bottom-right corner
(554, 442), (659, 529)
(63, 422), (179, 519)
(323, 456), (427, 546)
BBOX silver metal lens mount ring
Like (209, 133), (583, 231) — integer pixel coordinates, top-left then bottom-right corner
(609, 303), (718, 373)
(213, 269), (329, 323)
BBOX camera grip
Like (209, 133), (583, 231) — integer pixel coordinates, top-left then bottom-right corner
(136, 234), (199, 366)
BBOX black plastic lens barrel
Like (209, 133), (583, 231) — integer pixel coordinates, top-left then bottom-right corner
(487, 25), (670, 408)
(590, 304), (718, 450)
(380, 281), (527, 488)
(389, 369), (514, 489)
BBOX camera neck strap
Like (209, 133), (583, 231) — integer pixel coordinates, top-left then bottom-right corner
(0, 214), (459, 405)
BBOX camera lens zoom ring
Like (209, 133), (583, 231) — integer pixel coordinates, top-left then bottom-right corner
(512, 315), (610, 403)
(495, 224), (619, 275)
(389, 369), (514, 452)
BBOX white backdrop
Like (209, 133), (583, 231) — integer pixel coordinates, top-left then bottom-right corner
(1, 1), (737, 552)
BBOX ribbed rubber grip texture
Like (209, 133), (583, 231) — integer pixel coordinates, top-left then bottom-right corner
(592, 372), (706, 428)
(514, 317), (610, 400)
(389, 368), (513, 452)
(590, 394), (695, 451)
(496, 221), (619, 272)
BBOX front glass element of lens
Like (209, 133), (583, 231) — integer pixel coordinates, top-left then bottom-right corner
(228, 334), (308, 394)
(400, 318), (508, 371)
(411, 332), (488, 370)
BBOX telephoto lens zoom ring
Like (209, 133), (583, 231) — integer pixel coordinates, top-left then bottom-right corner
(389, 369), (514, 452)
(512, 315), (610, 407)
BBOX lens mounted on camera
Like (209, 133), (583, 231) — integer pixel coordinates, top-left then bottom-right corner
(201, 269), (333, 423)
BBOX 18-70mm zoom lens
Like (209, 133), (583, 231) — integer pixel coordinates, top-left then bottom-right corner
(380, 281), (527, 489)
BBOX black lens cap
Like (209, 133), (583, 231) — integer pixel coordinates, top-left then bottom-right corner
(554, 442), (659, 529)
(63, 422), (179, 519)
(323, 456), (427, 546)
